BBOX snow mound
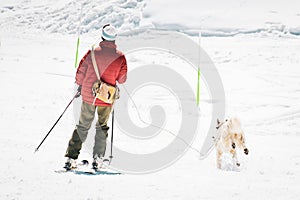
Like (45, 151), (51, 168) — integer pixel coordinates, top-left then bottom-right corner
(1, 0), (300, 37)
(0, 0), (146, 35)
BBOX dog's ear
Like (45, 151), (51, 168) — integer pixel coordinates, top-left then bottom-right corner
(217, 119), (220, 125)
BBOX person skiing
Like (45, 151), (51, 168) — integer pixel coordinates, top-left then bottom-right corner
(64, 24), (127, 170)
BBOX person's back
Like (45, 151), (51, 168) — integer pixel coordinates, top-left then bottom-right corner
(77, 39), (127, 106)
(64, 24), (127, 170)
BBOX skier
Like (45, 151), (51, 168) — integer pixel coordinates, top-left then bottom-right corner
(64, 24), (127, 170)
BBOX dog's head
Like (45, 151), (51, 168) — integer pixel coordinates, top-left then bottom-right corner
(216, 118), (227, 130)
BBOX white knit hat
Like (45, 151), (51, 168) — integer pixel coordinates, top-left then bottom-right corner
(101, 24), (117, 41)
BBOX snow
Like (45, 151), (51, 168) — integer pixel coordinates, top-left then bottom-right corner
(1, 0), (300, 199)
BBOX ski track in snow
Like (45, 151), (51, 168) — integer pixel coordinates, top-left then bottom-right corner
(0, 0), (300, 199)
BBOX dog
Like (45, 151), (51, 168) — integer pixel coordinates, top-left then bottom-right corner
(215, 118), (249, 169)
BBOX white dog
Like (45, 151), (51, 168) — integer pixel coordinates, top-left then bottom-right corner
(215, 118), (249, 169)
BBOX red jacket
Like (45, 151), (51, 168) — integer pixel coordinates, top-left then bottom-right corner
(75, 41), (127, 106)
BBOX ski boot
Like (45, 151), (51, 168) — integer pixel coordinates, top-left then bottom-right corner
(92, 156), (104, 170)
(64, 158), (77, 171)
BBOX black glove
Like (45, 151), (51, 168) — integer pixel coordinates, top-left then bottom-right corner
(75, 85), (82, 98)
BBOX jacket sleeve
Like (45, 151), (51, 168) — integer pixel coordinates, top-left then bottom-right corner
(75, 50), (91, 85)
(117, 55), (127, 84)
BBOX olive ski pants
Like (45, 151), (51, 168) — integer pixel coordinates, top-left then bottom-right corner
(65, 101), (112, 159)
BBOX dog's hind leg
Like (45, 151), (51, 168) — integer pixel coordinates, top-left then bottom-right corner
(216, 150), (222, 169)
(230, 148), (240, 167)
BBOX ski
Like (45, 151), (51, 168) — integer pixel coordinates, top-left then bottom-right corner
(55, 160), (122, 175)
(73, 168), (122, 176)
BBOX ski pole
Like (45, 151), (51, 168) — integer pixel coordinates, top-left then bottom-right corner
(34, 91), (80, 153)
(103, 109), (114, 165)
(109, 110), (115, 163)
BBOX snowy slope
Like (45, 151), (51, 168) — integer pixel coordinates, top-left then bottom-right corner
(1, 0), (300, 200)
(1, 32), (300, 200)
(1, 0), (300, 36)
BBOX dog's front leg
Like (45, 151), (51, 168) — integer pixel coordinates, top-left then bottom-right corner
(244, 147), (249, 155)
(240, 134), (249, 155)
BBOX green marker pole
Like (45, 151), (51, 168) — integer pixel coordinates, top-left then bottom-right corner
(74, 37), (80, 68)
(74, 3), (83, 68)
(196, 31), (201, 106)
